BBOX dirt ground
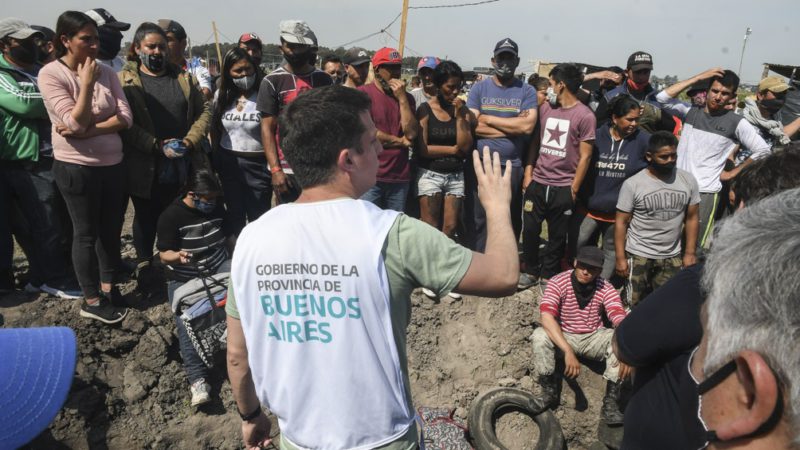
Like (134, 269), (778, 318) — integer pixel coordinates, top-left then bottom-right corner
(1, 205), (617, 450)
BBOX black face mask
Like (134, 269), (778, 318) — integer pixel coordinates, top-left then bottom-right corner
(282, 50), (308, 68)
(650, 160), (676, 175)
(139, 53), (165, 73)
(98, 27), (123, 60)
(570, 271), (597, 309)
(8, 41), (38, 65)
(680, 348), (785, 449)
(759, 97), (785, 114)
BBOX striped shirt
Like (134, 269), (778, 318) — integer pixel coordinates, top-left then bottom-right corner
(540, 270), (626, 334)
(156, 200), (230, 281)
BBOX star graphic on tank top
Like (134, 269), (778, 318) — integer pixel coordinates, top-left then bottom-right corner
(546, 123), (566, 145)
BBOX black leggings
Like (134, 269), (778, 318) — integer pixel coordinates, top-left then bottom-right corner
(53, 160), (127, 299)
(131, 182), (180, 264)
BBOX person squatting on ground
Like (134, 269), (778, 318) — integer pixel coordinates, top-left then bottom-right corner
(210, 47), (267, 236)
(0, 18), (81, 299)
(655, 68), (770, 250)
(258, 19), (332, 205)
(522, 63), (595, 291)
(226, 85), (518, 449)
(689, 186), (800, 450)
(359, 47), (419, 212)
(531, 246), (630, 425)
(119, 22), (211, 294)
(614, 131), (699, 306)
(156, 170), (235, 408)
(466, 37), (537, 254)
(569, 94), (649, 286)
(39, 10), (132, 324)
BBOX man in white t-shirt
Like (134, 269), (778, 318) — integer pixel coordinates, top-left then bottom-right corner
(226, 85), (518, 449)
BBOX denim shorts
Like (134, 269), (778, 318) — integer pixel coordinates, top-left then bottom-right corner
(416, 167), (464, 197)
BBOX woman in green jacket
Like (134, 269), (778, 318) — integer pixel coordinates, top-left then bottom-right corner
(118, 22), (210, 290)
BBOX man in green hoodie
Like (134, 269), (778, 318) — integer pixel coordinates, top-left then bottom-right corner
(0, 18), (79, 298)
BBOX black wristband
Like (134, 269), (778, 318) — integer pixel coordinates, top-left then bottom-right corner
(239, 404), (262, 421)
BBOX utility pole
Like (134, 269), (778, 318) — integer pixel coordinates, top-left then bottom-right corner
(398, 0), (410, 57)
(212, 21), (223, 67)
(737, 27), (752, 78)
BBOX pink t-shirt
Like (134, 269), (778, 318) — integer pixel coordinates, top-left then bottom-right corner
(358, 83), (416, 183)
(532, 102), (596, 187)
(38, 59), (132, 166)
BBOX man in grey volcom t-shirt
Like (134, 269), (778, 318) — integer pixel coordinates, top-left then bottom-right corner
(614, 131), (700, 305)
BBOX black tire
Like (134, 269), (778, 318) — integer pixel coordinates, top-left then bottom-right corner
(468, 387), (565, 450)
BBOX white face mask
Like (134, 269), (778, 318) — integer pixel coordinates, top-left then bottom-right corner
(233, 73), (256, 91)
(546, 86), (558, 106)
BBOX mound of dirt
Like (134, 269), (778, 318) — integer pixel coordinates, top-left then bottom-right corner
(1, 210), (617, 449)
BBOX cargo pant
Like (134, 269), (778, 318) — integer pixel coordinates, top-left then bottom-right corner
(531, 327), (620, 382)
(623, 253), (682, 307)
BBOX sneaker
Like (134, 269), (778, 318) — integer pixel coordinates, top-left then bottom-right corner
(27, 280), (82, 300)
(190, 379), (211, 406)
(446, 292), (462, 299)
(518, 273), (538, 290)
(421, 288), (437, 298)
(80, 296), (127, 324)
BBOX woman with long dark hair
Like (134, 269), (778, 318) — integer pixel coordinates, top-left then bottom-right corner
(571, 94), (649, 284)
(210, 47), (267, 235)
(39, 10), (132, 323)
(156, 169), (234, 407)
(118, 22), (210, 292)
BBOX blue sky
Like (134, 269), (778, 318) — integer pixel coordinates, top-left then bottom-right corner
(7, 0), (799, 83)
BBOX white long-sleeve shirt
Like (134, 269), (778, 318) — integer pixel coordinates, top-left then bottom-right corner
(655, 91), (770, 193)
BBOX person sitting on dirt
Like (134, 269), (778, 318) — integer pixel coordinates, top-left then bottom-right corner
(225, 85), (518, 449)
(155, 170), (235, 408)
(531, 246), (630, 425)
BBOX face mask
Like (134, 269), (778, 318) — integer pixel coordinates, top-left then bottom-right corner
(681, 348), (785, 449)
(232, 73), (256, 91)
(8, 41), (38, 65)
(650, 159), (676, 174)
(98, 27), (123, 60)
(493, 61), (517, 80)
(627, 77), (649, 92)
(139, 52), (165, 73)
(759, 97), (785, 114)
(307, 52), (318, 67)
(546, 86), (558, 107)
(192, 196), (216, 214)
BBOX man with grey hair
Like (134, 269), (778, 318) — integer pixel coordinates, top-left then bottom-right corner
(689, 187), (799, 449)
(613, 145), (800, 450)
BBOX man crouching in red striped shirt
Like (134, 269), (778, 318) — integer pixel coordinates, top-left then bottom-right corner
(531, 246), (631, 425)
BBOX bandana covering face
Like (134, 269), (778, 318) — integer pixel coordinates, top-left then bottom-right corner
(570, 271), (597, 309)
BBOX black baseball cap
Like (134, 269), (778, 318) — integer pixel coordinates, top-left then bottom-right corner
(627, 51), (653, 71)
(576, 247), (604, 269)
(84, 8), (130, 31)
(343, 47), (370, 66)
(158, 19), (187, 41)
(493, 37), (518, 57)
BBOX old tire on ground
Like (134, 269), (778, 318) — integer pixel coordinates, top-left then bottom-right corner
(468, 387), (565, 450)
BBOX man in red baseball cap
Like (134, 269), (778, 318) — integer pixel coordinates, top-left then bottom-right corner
(358, 48), (419, 211)
(238, 32), (263, 70)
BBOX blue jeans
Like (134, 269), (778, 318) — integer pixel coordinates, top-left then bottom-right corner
(361, 181), (410, 212)
(0, 158), (72, 285)
(213, 149), (272, 235)
(168, 279), (209, 384)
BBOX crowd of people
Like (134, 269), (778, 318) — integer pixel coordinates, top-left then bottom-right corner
(1, 8), (799, 450)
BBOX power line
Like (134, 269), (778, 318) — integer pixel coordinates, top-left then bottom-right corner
(335, 0), (499, 49)
(409, 0), (500, 9)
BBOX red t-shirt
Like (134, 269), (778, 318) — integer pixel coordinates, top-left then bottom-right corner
(358, 83), (416, 183)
